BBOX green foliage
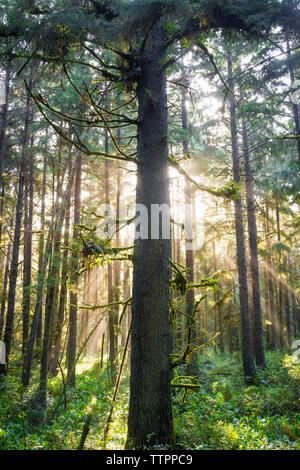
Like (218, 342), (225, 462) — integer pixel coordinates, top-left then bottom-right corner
(0, 358), (129, 450)
(1, 351), (299, 450)
(213, 180), (241, 200)
(175, 350), (300, 450)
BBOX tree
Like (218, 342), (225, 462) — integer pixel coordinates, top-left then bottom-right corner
(242, 117), (265, 367)
(1, 0), (299, 447)
(227, 54), (256, 381)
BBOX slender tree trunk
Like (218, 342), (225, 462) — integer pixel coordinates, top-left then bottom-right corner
(227, 55), (256, 381)
(36, 150), (47, 350)
(49, 196), (71, 376)
(264, 203), (276, 348)
(67, 152), (82, 387)
(0, 83), (31, 375)
(22, 134), (34, 360)
(275, 198), (284, 349)
(0, 243), (11, 339)
(181, 87), (197, 368)
(0, 62), (11, 191)
(126, 25), (173, 449)
(286, 38), (300, 163)
(288, 258), (299, 335)
(39, 160), (76, 406)
(105, 131), (118, 386)
(113, 159), (121, 348)
(283, 256), (291, 346)
(212, 240), (224, 353)
(242, 118), (265, 367)
(22, 157), (75, 387)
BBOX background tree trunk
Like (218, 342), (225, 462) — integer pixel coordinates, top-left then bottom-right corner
(242, 118), (265, 367)
(227, 55), (256, 381)
(67, 152), (82, 386)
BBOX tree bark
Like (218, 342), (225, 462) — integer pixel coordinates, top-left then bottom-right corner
(126, 25), (173, 449)
(67, 152), (82, 387)
(286, 37), (300, 163)
(227, 55), (256, 381)
(0, 242), (11, 339)
(264, 202), (276, 348)
(275, 198), (284, 349)
(22, 134), (34, 360)
(0, 62), (11, 191)
(0, 81), (31, 375)
(49, 194), (71, 376)
(105, 131), (118, 386)
(181, 87), (197, 367)
(242, 118), (265, 367)
(39, 159), (76, 405)
(36, 148), (47, 350)
(22, 156), (75, 386)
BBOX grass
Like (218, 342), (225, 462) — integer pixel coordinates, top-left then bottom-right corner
(0, 350), (299, 450)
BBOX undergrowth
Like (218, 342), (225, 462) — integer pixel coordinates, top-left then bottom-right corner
(0, 350), (299, 450)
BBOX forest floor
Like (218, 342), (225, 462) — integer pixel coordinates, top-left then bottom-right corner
(0, 350), (299, 450)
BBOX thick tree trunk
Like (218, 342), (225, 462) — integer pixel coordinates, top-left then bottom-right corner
(242, 118), (265, 367)
(227, 55), (256, 381)
(126, 25), (173, 449)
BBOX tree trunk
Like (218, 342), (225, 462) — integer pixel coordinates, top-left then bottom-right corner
(22, 134), (34, 360)
(113, 159), (121, 346)
(126, 25), (173, 449)
(283, 256), (291, 347)
(275, 198), (284, 349)
(0, 242), (11, 339)
(105, 131), (118, 386)
(67, 152), (82, 387)
(286, 38), (300, 163)
(36, 149), (47, 350)
(181, 87), (197, 367)
(265, 201), (276, 348)
(49, 195), (71, 376)
(227, 55), (256, 381)
(39, 160), (76, 405)
(22, 157), (75, 386)
(0, 82), (31, 375)
(0, 62), (11, 191)
(242, 118), (265, 367)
